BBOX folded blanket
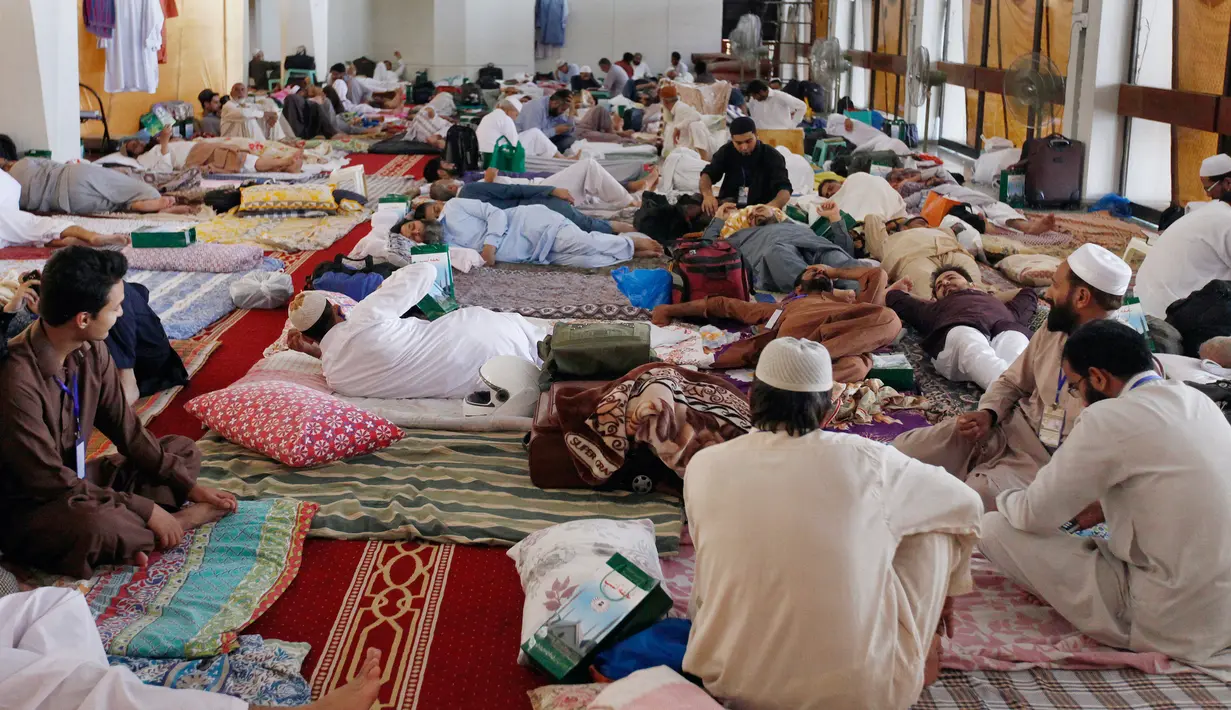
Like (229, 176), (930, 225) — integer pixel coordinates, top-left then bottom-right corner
(122, 243), (266, 273)
(558, 364), (752, 486)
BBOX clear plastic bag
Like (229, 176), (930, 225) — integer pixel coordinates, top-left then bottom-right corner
(230, 272), (294, 309)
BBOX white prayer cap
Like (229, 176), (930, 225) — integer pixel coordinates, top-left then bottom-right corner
(288, 291), (328, 332)
(755, 338), (834, 393)
(1200, 153), (1231, 178)
(580, 66), (592, 74)
(1066, 243), (1131, 297)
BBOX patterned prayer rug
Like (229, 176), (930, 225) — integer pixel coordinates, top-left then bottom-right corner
(126, 257), (285, 339)
(374, 155), (429, 177)
(195, 430), (684, 553)
(453, 265), (651, 320)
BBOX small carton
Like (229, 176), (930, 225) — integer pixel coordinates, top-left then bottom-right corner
(869, 352), (915, 391)
(522, 553), (673, 681)
(999, 169), (1026, 208)
(131, 226), (197, 249)
(410, 243), (458, 319)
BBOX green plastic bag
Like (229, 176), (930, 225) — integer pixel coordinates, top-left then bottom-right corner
(490, 136), (526, 173)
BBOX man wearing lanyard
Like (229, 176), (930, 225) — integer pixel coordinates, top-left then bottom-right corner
(980, 320), (1231, 670)
(0, 246), (237, 579)
(698, 117), (792, 217)
(893, 244), (1134, 511)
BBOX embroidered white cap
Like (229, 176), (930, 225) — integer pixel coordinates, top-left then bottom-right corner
(755, 337), (834, 393)
(1201, 153), (1231, 178)
(288, 291), (328, 332)
(1067, 243), (1132, 297)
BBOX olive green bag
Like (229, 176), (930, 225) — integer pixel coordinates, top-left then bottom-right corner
(537, 322), (656, 388)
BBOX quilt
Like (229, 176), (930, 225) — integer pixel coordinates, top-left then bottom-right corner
(195, 212), (369, 252)
(85, 499), (316, 659)
(126, 256), (284, 339)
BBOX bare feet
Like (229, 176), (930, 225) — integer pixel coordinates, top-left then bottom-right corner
(484, 167), (500, 183)
(626, 166), (660, 193)
(631, 235), (665, 257)
(305, 649), (383, 710)
(1019, 213), (1059, 235)
(172, 502), (229, 532)
(129, 196), (177, 213)
(610, 221), (636, 234)
(133, 551), (149, 569)
(95, 232), (132, 247)
(160, 205), (195, 215)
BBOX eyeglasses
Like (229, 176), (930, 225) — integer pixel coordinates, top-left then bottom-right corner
(1066, 376), (1085, 396)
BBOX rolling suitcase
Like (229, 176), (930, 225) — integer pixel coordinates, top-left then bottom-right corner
(1022, 133), (1085, 208)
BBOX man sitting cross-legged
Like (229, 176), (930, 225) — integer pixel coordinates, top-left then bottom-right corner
(0, 567), (384, 710)
(887, 265), (1038, 390)
(682, 338), (983, 710)
(401, 200), (662, 268)
(652, 264), (900, 382)
(287, 263), (545, 400)
(980, 320), (1231, 672)
(0, 247), (236, 579)
(893, 244), (1132, 512)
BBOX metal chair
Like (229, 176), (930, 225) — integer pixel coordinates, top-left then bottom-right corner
(79, 83), (113, 154)
(284, 68), (317, 87)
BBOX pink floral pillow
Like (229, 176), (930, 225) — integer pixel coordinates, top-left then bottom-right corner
(527, 684), (605, 710)
(185, 381), (403, 467)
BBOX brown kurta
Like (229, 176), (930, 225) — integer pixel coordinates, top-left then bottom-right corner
(0, 323), (200, 578)
(893, 325), (1085, 510)
(655, 269), (902, 383)
(863, 214), (983, 300)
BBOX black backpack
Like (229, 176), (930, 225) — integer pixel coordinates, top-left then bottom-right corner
(1165, 279), (1231, 357)
(0, 134), (15, 161)
(306, 254), (398, 288)
(633, 193), (709, 247)
(459, 83), (483, 107)
(412, 81), (436, 105)
(478, 64), (503, 89)
(444, 124), (482, 173)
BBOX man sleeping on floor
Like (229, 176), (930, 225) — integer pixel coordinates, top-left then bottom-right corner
(285, 263), (545, 400)
(397, 199), (662, 268)
(0, 247), (235, 580)
(2, 157), (193, 215)
(1, 170), (130, 248)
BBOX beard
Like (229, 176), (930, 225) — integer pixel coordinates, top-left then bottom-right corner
(1083, 387), (1111, 406)
(1047, 297), (1081, 334)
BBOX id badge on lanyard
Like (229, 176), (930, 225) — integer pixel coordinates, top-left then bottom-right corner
(738, 168), (750, 207)
(55, 374), (85, 479)
(1038, 371), (1066, 450)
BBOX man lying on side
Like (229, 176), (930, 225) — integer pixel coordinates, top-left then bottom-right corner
(287, 263), (545, 400)
(893, 244), (1132, 511)
(1, 171), (129, 248)
(980, 320), (1231, 672)
(402, 199), (662, 268)
(652, 264), (900, 382)
(683, 338), (983, 710)
(887, 265), (1038, 390)
(0, 247), (235, 579)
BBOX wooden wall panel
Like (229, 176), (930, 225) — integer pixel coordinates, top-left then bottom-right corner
(1174, 0), (1231, 204)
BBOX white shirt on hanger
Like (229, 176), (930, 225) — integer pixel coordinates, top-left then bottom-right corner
(100, 0), (165, 94)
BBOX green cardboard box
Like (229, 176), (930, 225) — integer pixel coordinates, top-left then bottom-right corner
(869, 353), (915, 391)
(131, 226), (197, 248)
(378, 193), (410, 204)
(410, 243), (458, 320)
(522, 553), (673, 682)
(24, 149), (52, 159)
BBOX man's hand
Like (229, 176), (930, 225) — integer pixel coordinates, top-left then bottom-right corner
(702, 193), (719, 216)
(714, 202), (738, 220)
(286, 331), (323, 359)
(956, 410), (994, 442)
(819, 200), (842, 223)
(1073, 502), (1105, 530)
(481, 244), (497, 266)
(803, 264), (832, 279)
(551, 187), (576, 204)
(887, 276), (913, 294)
(651, 306), (673, 326)
(158, 126), (173, 148)
(188, 485), (239, 513)
(555, 124), (571, 135)
(147, 506), (184, 549)
(4, 279), (38, 314)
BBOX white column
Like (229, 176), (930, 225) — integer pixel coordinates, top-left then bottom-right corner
(258, 0), (283, 60)
(0, 0), (81, 160)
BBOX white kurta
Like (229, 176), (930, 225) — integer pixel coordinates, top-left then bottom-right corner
(1135, 200), (1231, 319)
(778, 145), (817, 196)
(408, 107), (451, 143)
(0, 588), (244, 709)
(428, 92), (457, 118)
(220, 100), (270, 140)
(537, 158), (633, 210)
(981, 376), (1231, 675)
(683, 430), (983, 710)
(476, 110), (521, 154)
(319, 263), (544, 400)
(660, 147), (708, 194)
(100, 0), (164, 94)
(663, 102), (711, 157)
(632, 62), (653, 80)
(0, 170), (71, 248)
(831, 172), (908, 221)
(749, 89), (807, 130)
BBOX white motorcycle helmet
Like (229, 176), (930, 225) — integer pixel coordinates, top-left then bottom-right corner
(464, 356), (541, 417)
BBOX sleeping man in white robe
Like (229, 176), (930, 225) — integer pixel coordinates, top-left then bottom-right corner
(407, 106), (452, 150)
(0, 567), (384, 710)
(980, 320), (1231, 676)
(287, 264), (545, 400)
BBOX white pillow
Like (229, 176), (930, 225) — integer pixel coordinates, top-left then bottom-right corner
(507, 519), (665, 665)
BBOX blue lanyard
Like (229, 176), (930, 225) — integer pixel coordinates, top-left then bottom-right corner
(1055, 371), (1067, 406)
(53, 374), (80, 440)
(1129, 374), (1163, 391)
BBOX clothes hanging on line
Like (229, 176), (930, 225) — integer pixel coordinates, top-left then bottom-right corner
(101, 0), (165, 94)
(536, 0), (569, 48)
(84, 0), (117, 39)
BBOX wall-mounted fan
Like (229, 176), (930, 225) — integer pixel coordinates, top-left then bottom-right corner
(730, 14), (765, 83)
(810, 36), (849, 114)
